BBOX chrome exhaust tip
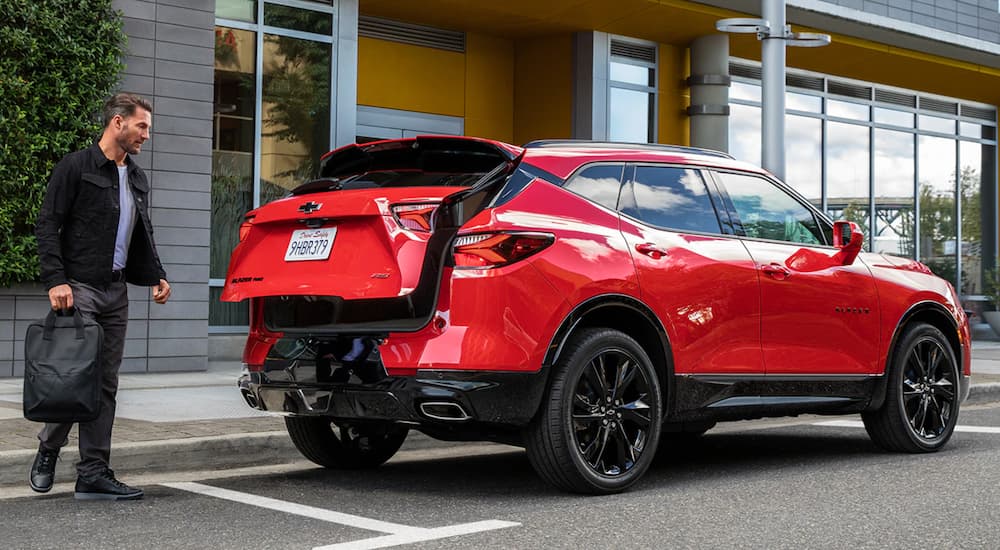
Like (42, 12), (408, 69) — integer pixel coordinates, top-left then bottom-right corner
(419, 401), (471, 421)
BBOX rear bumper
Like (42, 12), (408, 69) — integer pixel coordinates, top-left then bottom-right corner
(238, 368), (548, 427)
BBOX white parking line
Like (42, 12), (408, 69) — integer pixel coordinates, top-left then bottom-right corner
(163, 482), (520, 550)
(814, 420), (1000, 433)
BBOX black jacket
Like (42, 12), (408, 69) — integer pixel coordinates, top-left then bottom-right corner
(36, 143), (167, 289)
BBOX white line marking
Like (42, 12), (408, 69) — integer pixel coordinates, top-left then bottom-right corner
(311, 521), (521, 550)
(163, 481), (520, 549)
(814, 420), (1000, 434)
(163, 482), (419, 535)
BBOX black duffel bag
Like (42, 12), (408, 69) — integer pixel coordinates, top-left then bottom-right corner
(23, 308), (103, 423)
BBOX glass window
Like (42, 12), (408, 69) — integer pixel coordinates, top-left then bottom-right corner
(874, 108), (915, 128)
(827, 99), (870, 121)
(874, 130), (915, 257)
(918, 135), (957, 286)
(608, 87), (653, 143)
(260, 33), (331, 202)
(717, 171), (824, 245)
(609, 62), (652, 86)
(960, 122), (984, 139)
(563, 164), (624, 210)
(212, 26), (256, 326)
(787, 92), (821, 113)
(959, 141), (983, 295)
(826, 121), (870, 242)
(730, 81), (761, 102)
(621, 167), (721, 234)
(263, 3), (332, 35)
(217, 0), (255, 22)
(785, 114), (822, 204)
(728, 103), (761, 166)
(919, 115), (956, 134)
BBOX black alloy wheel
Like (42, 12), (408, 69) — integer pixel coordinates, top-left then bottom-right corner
(526, 328), (662, 494)
(863, 323), (961, 453)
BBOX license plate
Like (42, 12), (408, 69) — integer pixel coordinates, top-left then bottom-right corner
(284, 228), (336, 262)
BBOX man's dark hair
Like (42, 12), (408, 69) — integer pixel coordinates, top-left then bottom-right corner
(102, 93), (153, 127)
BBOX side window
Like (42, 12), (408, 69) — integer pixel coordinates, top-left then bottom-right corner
(621, 166), (722, 234)
(563, 164), (624, 210)
(715, 171), (825, 245)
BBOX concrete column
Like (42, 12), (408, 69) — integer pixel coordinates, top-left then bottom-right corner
(688, 34), (730, 153)
(761, 0), (787, 180)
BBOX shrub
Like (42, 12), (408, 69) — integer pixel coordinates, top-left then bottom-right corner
(0, 0), (125, 286)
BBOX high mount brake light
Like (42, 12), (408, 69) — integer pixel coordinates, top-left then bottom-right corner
(238, 214), (256, 242)
(452, 232), (554, 269)
(391, 203), (438, 232)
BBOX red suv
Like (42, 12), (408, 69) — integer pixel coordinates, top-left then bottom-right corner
(223, 136), (971, 494)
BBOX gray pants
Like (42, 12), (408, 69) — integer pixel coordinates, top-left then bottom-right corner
(38, 280), (128, 477)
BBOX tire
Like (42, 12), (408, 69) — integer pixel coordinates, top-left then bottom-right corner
(284, 417), (408, 469)
(862, 323), (960, 453)
(525, 328), (663, 494)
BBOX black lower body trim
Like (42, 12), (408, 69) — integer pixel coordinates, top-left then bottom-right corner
(670, 374), (881, 422)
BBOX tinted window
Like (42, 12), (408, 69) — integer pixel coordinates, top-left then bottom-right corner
(716, 171), (825, 245)
(621, 166), (722, 234)
(563, 164), (624, 210)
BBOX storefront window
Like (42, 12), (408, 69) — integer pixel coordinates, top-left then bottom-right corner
(918, 135), (957, 286)
(874, 129), (915, 257)
(729, 60), (997, 333)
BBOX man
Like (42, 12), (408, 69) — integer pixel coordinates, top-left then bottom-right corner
(31, 93), (171, 500)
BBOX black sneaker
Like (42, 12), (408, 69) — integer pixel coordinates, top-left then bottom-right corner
(29, 447), (59, 493)
(74, 468), (144, 501)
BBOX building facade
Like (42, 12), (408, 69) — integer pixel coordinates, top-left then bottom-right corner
(1, 0), (998, 375)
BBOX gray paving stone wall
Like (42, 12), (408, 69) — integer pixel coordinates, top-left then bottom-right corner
(820, 0), (1000, 43)
(116, 0), (214, 373)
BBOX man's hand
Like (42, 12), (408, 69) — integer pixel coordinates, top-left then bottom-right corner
(152, 279), (171, 304)
(48, 284), (74, 311)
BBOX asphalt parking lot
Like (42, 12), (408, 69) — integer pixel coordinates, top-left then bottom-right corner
(3, 402), (999, 550)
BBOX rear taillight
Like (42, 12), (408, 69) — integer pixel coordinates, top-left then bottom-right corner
(391, 203), (438, 232)
(243, 298), (283, 371)
(238, 214), (256, 242)
(452, 232), (554, 269)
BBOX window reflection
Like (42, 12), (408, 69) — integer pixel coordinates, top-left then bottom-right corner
(874, 108), (914, 128)
(211, 26), (255, 325)
(826, 121), (870, 243)
(785, 114), (821, 203)
(919, 115), (955, 134)
(261, 34), (331, 202)
(729, 103), (761, 166)
(719, 172), (823, 245)
(960, 141), (983, 294)
(623, 167), (721, 234)
(874, 130), (914, 257)
(786, 92), (821, 113)
(216, 0), (255, 22)
(730, 81), (761, 102)
(827, 99), (870, 121)
(609, 87), (652, 143)
(609, 62), (651, 86)
(564, 164), (624, 210)
(918, 135), (957, 286)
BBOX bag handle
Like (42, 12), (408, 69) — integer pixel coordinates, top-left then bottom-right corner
(42, 307), (86, 341)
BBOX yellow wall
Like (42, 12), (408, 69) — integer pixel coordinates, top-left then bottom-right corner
(513, 34), (574, 144)
(465, 33), (515, 142)
(657, 43), (689, 146)
(357, 36), (465, 117)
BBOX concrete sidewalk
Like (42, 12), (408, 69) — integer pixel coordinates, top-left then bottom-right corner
(2, 344), (1000, 490)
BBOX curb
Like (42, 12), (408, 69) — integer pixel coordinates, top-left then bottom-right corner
(967, 382), (1000, 404)
(0, 430), (457, 488)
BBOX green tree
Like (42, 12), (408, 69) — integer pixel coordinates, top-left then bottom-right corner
(0, 0), (125, 286)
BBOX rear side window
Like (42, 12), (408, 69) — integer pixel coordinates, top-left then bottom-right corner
(620, 166), (722, 234)
(715, 171), (825, 245)
(563, 164), (625, 210)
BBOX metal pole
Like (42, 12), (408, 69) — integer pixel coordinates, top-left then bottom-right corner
(761, 0), (786, 181)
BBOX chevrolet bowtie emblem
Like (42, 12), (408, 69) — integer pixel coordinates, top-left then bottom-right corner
(298, 201), (323, 214)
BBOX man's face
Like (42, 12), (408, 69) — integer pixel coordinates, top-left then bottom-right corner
(113, 108), (151, 155)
